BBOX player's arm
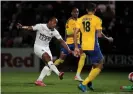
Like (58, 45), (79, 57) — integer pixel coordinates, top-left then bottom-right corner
(74, 28), (80, 57)
(97, 30), (113, 42)
(74, 18), (81, 48)
(97, 30), (107, 38)
(54, 30), (72, 54)
(96, 19), (113, 42)
(73, 19), (81, 56)
(16, 23), (41, 31)
(16, 23), (33, 31)
(74, 28), (80, 48)
(73, 28), (80, 57)
(58, 39), (72, 54)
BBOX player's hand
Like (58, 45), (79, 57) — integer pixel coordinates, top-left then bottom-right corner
(68, 50), (76, 57)
(16, 23), (23, 29)
(68, 50), (72, 54)
(108, 37), (113, 42)
(71, 51), (75, 55)
(74, 47), (80, 57)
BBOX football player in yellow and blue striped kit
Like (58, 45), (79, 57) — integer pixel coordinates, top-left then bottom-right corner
(74, 3), (113, 92)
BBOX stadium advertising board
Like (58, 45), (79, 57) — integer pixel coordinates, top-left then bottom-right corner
(104, 55), (133, 66)
(1, 48), (40, 72)
(86, 54), (133, 66)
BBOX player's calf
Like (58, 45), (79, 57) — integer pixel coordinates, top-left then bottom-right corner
(93, 58), (104, 70)
(42, 53), (61, 76)
(47, 53), (65, 76)
(46, 69), (52, 76)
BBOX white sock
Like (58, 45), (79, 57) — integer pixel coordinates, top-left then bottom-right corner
(76, 73), (80, 77)
(37, 66), (50, 81)
(48, 61), (60, 76)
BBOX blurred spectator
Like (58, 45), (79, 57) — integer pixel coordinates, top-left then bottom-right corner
(35, 14), (41, 23)
(97, 4), (106, 13)
(2, 32), (13, 48)
(12, 30), (23, 47)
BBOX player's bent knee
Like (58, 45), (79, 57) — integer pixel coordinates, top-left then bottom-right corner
(92, 63), (99, 68)
(98, 59), (104, 69)
(92, 61), (103, 69)
(42, 53), (51, 62)
(99, 63), (104, 69)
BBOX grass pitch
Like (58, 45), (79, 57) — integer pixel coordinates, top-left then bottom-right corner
(1, 71), (133, 94)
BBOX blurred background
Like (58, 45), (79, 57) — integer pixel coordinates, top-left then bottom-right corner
(1, 1), (133, 72)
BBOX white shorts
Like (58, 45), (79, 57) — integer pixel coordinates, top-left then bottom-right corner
(34, 44), (53, 60)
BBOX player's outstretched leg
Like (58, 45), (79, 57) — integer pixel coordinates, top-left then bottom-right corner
(35, 66), (50, 86)
(46, 69), (52, 76)
(48, 61), (64, 80)
(47, 52), (66, 76)
(75, 53), (86, 81)
(87, 67), (94, 91)
(79, 59), (103, 92)
(42, 52), (65, 80)
(46, 58), (64, 76)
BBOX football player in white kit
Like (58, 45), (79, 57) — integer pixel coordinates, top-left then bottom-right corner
(17, 17), (72, 86)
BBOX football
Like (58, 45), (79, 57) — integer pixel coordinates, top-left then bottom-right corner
(128, 72), (133, 82)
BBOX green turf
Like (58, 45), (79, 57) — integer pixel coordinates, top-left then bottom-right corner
(1, 71), (133, 94)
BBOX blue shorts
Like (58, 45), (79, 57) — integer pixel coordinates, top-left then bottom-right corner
(84, 47), (103, 64)
(61, 44), (81, 55)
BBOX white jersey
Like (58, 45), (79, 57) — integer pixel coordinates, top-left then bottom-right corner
(32, 23), (62, 47)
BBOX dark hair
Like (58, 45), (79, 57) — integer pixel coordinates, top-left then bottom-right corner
(72, 7), (78, 11)
(86, 3), (96, 12)
(48, 16), (56, 21)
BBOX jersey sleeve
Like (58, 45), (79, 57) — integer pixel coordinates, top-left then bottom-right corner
(96, 18), (102, 30)
(54, 29), (62, 40)
(32, 24), (41, 31)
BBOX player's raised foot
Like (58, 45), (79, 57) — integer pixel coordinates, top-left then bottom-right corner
(34, 80), (46, 87)
(78, 83), (87, 92)
(46, 69), (52, 76)
(87, 82), (94, 91)
(74, 76), (83, 82)
(59, 72), (64, 80)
